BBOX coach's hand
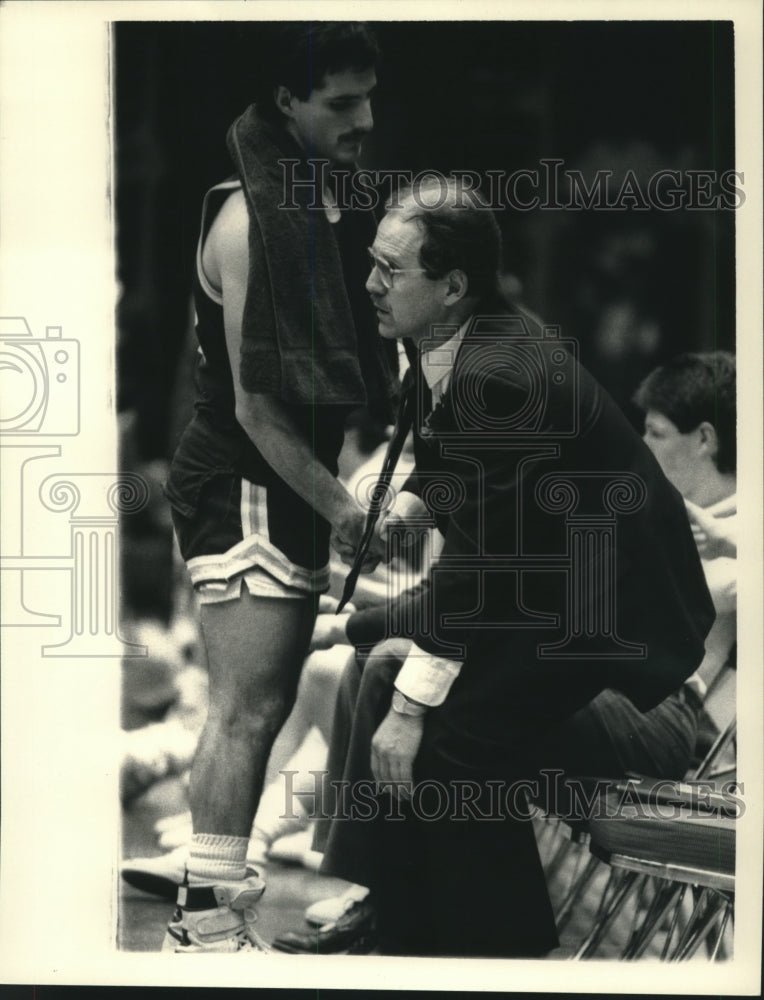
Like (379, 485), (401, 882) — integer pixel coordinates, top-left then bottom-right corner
(371, 707), (424, 801)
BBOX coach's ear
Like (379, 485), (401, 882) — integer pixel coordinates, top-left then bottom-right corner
(443, 269), (469, 305)
(274, 85), (297, 119)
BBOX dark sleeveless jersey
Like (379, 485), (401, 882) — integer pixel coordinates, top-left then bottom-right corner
(165, 181), (351, 520)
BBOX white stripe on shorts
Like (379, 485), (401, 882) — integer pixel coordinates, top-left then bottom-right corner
(186, 478), (330, 601)
(241, 480), (269, 539)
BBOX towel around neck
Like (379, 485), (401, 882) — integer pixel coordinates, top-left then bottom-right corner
(226, 104), (398, 417)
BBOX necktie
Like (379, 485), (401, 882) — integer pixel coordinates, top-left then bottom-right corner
(336, 379), (416, 612)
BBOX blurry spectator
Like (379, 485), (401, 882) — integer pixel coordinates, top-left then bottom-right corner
(634, 351), (737, 734)
(120, 616), (207, 803)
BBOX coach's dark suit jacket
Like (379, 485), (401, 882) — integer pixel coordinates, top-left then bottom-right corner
(349, 298), (714, 754)
(326, 298), (715, 957)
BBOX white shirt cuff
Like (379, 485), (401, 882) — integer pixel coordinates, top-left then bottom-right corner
(394, 643), (463, 707)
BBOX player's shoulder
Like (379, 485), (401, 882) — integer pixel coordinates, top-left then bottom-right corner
(209, 187), (248, 245)
(204, 187), (249, 278)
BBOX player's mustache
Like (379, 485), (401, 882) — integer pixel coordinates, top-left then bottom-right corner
(339, 130), (369, 142)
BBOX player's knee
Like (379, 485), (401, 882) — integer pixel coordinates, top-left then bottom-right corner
(207, 691), (289, 743)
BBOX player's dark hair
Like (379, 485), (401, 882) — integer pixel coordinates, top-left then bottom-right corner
(256, 22), (379, 122)
(633, 351), (736, 473)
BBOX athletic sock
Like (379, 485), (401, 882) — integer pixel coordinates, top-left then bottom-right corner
(186, 832), (249, 885)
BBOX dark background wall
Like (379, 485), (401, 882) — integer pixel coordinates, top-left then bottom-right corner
(114, 20), (735, 617)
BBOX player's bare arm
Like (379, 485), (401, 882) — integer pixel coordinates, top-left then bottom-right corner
(206, 190), (383, 558)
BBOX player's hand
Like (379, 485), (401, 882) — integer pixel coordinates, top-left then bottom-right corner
(331, 527), (385, 571)
(371, 706), (424, 801)
(332, 505), (386, 571)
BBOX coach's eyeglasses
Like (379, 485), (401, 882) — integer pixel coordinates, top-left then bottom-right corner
(367, 247), (427, 289)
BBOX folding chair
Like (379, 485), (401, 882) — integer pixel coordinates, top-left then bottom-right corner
(564, 650), (737, 960)
(533, 774), (601, 933)
(569, 718), (737, 960)
(573, 773), (735, 960)
(541, 663), (737, 954)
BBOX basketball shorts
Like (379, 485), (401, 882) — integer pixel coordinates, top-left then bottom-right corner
(169, 472), (331, 604)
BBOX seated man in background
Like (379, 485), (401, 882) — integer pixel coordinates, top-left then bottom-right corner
(532, 352), (736, 793)
(634, 351), (737, 739)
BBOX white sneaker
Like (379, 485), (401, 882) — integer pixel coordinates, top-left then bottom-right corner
(122, 845), (188, 899)
(304, 884), (370, 927)
(162, 871), (272, 953)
